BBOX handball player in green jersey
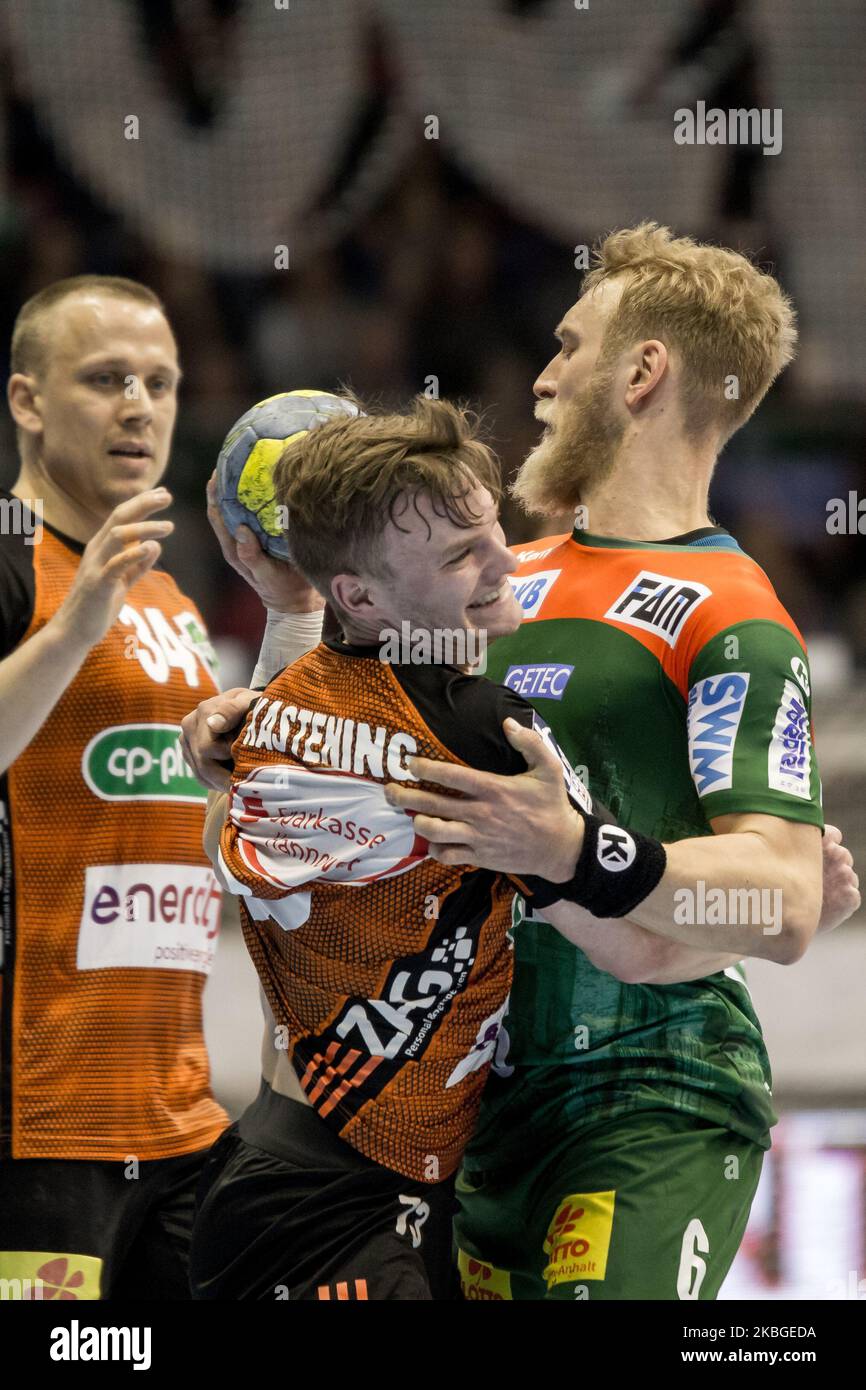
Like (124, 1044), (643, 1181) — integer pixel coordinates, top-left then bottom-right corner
(384, 224), (860, 1300)
(182, 225), (859, 1301)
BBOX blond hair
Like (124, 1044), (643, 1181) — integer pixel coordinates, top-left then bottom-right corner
(583, 222), (797, 441)
(273, 396), (501, 604)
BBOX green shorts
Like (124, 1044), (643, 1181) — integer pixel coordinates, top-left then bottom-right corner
(455, 1108), (765, 1300)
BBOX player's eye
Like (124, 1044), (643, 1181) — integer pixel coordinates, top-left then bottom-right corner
(446, 549), (470, 567)
(89, 372), (118, 387)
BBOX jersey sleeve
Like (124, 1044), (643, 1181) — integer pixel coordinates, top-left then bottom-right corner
(685, 619), (823, 827)
(0, 532), (36, 658)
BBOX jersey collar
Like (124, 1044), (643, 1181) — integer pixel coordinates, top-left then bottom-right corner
(571, 524), (733, 551)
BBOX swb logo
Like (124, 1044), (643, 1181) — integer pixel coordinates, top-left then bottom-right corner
(597, 826), (636, 872)
(605, 570), (712, 647)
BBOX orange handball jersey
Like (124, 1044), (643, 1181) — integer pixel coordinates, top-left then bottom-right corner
(215, 639), (548, 1185)
(0, 503), (228, 1160)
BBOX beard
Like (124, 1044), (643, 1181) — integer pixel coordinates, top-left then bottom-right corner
(511, 361), (626, 518)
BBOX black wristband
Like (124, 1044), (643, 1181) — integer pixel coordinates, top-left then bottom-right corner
(520, 813), (667, 918)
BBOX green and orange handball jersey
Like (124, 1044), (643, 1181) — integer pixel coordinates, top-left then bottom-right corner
(465, 524), (823, 1169)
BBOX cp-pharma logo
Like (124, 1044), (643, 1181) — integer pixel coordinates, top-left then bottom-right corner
(82, 724), (207, 803)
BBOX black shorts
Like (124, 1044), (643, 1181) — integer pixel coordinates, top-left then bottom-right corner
(0, 1147), (211, 1300)
(189, 1080), (460, 1301)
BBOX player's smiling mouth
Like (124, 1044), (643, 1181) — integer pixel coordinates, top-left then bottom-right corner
(468, 581), (508, 610)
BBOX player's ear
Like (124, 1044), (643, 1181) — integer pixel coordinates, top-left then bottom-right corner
(625, 340), (667, 406)
(330, 572), (375, 616)
(7, 373), (43, 436)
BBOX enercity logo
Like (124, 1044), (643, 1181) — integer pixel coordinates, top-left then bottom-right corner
(674, 880), (783, 937)
(674, 102), (782, 156)
(0, 495), (43, 545)
(378, 622), (487, 672)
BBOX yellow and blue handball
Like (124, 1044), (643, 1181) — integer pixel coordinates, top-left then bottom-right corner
(216, 389), (361, 560)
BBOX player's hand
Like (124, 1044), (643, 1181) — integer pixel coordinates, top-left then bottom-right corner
(384, 717), (585, 880)
(53, 488), (174, 650)
(180, 687), (257, 791)
(817, 825), (860, 933)
(206, 471), (324, 615)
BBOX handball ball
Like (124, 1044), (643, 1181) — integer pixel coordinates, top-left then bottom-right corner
(216, 389), (362, 561)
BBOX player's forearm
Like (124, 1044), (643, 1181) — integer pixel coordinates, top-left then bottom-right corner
(0, 614), (92, 773)
(541, 901), (741, 984)
(251, 608), (324, 688)
(629, 829), (822, 964)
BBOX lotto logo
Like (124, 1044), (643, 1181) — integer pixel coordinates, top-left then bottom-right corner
(543, 1191), (615, 1288)
(457, 1249), (512, 1300)
(508, 569), (561, 619)
(605, 570), (712, 647)
(0, 1252), (103, 1301)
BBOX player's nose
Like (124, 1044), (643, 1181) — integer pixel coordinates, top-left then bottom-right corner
(533, 363), (558, 399)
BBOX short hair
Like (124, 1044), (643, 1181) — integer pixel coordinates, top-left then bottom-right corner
(273, 396), (502, 606)
(582, 222), (798, 442)
(10, 275), (167, 378)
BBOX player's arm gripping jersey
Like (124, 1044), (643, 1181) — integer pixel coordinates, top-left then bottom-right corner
(467, 526), (823, 1167)
(0, 499), (227, 1160)
(213, 637), (587, 1186)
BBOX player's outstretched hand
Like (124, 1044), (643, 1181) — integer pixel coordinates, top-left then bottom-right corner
(180, 687), (257, 792)
(55, 488), (174, 651)
(818, 825), (860, 933)
(206, 471), (324, 615)
(385, 717), (585, 881)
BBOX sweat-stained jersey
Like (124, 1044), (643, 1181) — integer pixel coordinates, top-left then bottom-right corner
(465, 525), (823, 1170)
(0, 493), (227, 1160)
(214, 637), (591, 1186)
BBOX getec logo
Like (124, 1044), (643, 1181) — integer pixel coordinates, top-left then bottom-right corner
(688, 673), (751, 796)
(508, 569), (561, 619)
(605, 570), (711, 647)
(82, 724), (206, 803)
(503, 663), (574, 701)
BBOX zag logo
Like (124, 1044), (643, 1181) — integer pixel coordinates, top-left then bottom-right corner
(687, 673), (751, 796)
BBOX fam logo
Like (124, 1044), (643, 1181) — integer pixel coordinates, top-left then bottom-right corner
(606, 570), (712, 647)
(687, 673), (751, 797)
(457, 1249), (512, 1300)
(508, 569), (561, 620)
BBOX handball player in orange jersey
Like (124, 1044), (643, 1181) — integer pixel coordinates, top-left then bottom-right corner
(0, 277), (255, 1300)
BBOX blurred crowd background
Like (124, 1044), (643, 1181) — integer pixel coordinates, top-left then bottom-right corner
(0, 0), (862, 1298)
